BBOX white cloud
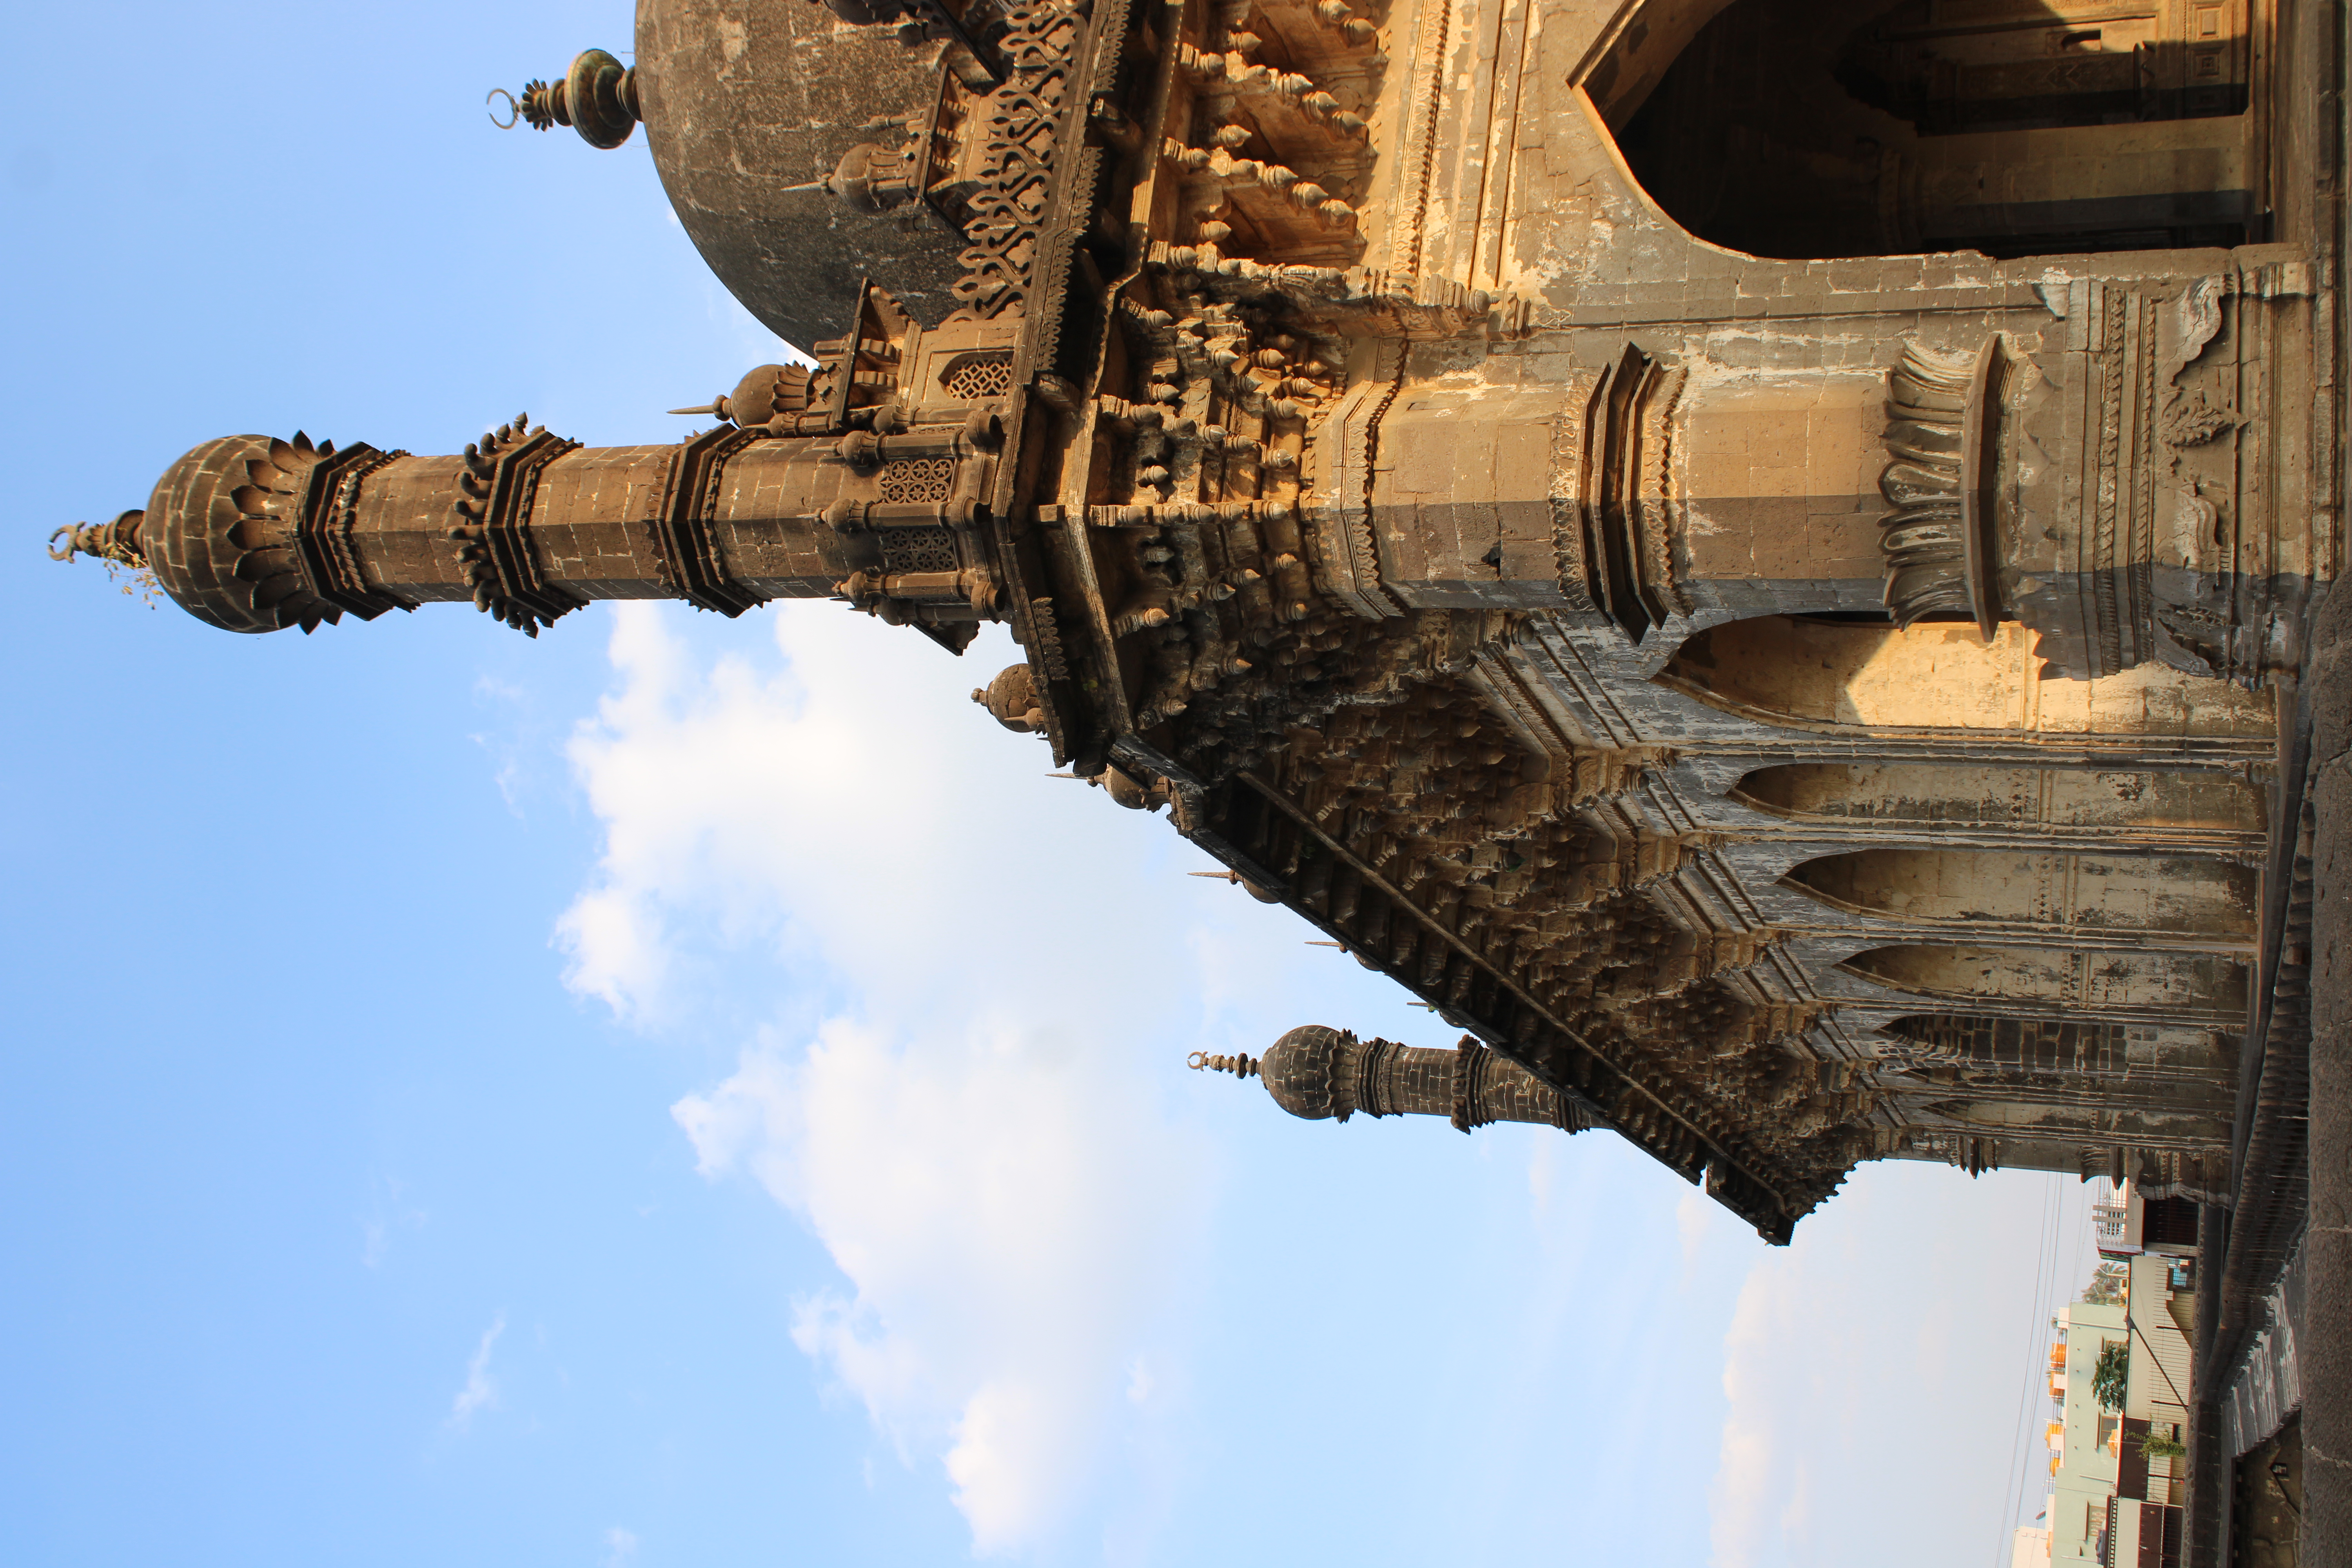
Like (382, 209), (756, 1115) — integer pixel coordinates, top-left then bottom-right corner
(563, 604), (1227, 1553)
(447, 1313), (506, 1431)
(677, 1016), (1201, 1553)
(602, 1526), (639, 1567)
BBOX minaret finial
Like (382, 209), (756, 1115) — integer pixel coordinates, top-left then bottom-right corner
(48, 511), (159, 606)
(1187, 1050), (1259, 1079)
(48, 511), (146, 566)
(494, 49), (641, 149)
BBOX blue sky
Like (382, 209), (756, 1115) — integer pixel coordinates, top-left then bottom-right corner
(2, 4), (2097, 1564)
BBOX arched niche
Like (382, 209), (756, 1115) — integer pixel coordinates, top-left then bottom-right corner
(1662, 617), (2031, 728)
(1730, 762), (2265, 845)
(1840, 944), (2247, 1021)
(1879, 1014), (2234, 1086)
(1918, 1098), (2229, 1145)
(1657, 615), (2272, 741)
(1582, 0), (2259, 260)
(1784, 849), (2256, 944)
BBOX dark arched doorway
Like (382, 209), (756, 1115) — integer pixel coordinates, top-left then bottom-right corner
(1594, 0), (2260, 260)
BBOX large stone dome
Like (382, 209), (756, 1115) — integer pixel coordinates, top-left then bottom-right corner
(635, 0), (973, 350)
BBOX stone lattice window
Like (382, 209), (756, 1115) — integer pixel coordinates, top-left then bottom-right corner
(877, 458), (955, 504)
(941, 352), (1013, 402)
(880, 526), (958, 575)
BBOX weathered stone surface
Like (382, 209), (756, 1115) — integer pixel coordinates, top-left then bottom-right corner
(637, 0), (972, 348)
(55, 0), (2335, 1272)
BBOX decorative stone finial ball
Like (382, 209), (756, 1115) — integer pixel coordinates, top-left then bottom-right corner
(142, 435), (343, 634)
(1258, 1024), (1355, 1120)
(976, 664), (1045, 731)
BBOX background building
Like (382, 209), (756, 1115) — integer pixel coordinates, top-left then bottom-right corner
(2053, 1302), (2126, 1568)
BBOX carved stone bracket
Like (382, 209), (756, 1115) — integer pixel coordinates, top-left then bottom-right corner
(449, 416), (588, 636)
(297, 443), (412, 621)
(1569, 344), (1688, 644)
(1876, 338), (2002, 634)
(653, 424), (764, 617)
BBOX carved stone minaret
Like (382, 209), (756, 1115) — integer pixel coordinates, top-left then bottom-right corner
(51, 292), (1015, 650)
(1191, 1026), (1590, 1135)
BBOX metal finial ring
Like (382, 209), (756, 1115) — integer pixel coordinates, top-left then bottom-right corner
(486, 88), (523, 130)
(1186, 1051), (1210, 1070)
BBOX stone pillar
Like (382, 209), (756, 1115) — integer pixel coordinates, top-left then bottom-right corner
(1910, 277), (2307, 686)
(1341, 349), (1890, 636)
(1338, 274), (2308, 687)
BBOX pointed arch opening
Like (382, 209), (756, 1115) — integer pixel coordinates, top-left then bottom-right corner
(1838, 944), (2247, 1022)
(1657, 614), (2273, 745)
(1659, 615), (2036, 730)
(1783, 849), (2257, 944)
(1728, 762), (2265, 848)
(1584, 0), (2261, 260)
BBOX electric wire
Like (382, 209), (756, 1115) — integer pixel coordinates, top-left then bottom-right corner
(1996, 1175), (2097, 1568)
(1992, 1175), (2066, 1567)
(1989, 1180), (2048, 1565)
(1993, 1177), (2060, 1565)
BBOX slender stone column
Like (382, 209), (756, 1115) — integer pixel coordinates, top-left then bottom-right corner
(1191, 1024), (1590, 1133)
(51, 410), (1002, 640)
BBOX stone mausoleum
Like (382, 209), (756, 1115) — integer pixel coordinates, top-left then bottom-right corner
(50, 1), (2334, 1283)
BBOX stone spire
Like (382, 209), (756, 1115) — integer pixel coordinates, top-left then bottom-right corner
(52, 286), (1013, 648)
(1191, 1026), (1591, 1135)
(52, 417), (900, 638)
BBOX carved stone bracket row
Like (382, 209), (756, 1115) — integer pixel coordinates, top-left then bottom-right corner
(1189, 767), (1809, 1239)
(449, 416), (588, 635)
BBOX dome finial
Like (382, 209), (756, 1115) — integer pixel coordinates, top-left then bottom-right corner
(48, 511), (145, 566)
(496, 49), (641, 149)
(49, 511), (159, 606)
(1186, 1050), (1259, 1079)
